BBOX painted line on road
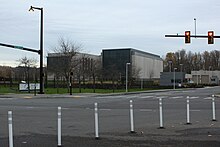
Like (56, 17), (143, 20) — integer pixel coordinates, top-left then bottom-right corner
(100, 109), (111, 111)
(139, 109), (153, 112)
(72, 96), (84, 98)
(0, 98), (17, 100)
(24, 96), (32, 99)
(153, 96), (167, 99)
(169, 96), (183, 99)
(62, 107), (70, 110)
(84, 108), (111, 111)
(181, 90), (195, 93)
(138, 96), (154, 99)
(190, 97), (199, 99)
(204, 97), (212, 100)
(26, 106), (35, 109)
(190, 110), (201, 112)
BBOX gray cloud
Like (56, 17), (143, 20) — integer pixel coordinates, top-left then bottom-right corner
(0, 0), (220, 66)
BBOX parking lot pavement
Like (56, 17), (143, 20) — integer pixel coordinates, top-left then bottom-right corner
(1, 131), (220, 147)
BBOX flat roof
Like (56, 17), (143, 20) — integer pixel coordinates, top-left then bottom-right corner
(102, 48), (161, 59)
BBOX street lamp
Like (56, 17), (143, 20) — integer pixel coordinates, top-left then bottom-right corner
(180, 64), (183, 85)
(29, 6), (44, 94)
(180, 64), (183, 72)
(194, 18), (197, 38)
(173, 68), (177, 90)
(168, 61), (172, 72)
(126, 63), (131, 92)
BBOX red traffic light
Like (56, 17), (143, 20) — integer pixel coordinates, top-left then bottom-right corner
(208, 32), (213, 36)
(185, 31), (190, 43)
(208, 31), (214, 44)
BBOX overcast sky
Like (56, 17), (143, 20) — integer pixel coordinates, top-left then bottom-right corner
(1, 0), (220, 67)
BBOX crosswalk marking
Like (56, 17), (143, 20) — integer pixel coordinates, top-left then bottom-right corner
(138, 96), (154, 99)
(169, 96), (183, 99)
(204, 97), (212, 100)
(190, 97), (199, 99)
(96, 95), (216, 100)
(139, 109), (153, 112)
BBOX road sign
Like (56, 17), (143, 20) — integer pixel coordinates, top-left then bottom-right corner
(14, 46), (24, 49)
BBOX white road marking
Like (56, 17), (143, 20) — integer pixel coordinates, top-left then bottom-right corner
(138, 96), (154, 99)
(170, 96), (183, 99)
(139, 109), (153, 112)
(153, 96), (167, 99)
(0, 98), (16, 100)
(190, 97), (199, 99)
(204, 97), (212, 100)
(62, 107), (70, 110)
(190, 110), (201, 112)
(100, 109), (111, 111)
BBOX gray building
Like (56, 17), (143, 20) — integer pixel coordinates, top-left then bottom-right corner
(160, 72), (185, 87)
(102, 48), (163, 80)
(47, 52), (101, 81)
(191, 70), (220, 85)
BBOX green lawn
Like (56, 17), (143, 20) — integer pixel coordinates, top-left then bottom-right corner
(0, 85), (161, 94)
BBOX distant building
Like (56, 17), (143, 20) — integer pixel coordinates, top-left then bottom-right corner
(191, 70), (220, 85)
(160, 72), (185, 87)
(47, 52), (101, 81)
(102, 48), (163, 81)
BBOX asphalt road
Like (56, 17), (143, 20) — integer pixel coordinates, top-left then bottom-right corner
(0, 87), (220, 146)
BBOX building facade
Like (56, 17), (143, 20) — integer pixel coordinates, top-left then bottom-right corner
(160, 72), (185, 87)
(47, 52), (101, 81)
(191, 70), (220, 85)
(102, 48), (163, 80)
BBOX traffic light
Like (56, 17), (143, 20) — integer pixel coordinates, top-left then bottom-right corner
(185, 31), (190, 43)
(208, 31), (214, 44)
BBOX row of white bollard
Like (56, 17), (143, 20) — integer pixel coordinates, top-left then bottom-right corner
(5, 95), (217, 145)
(185, 95), (216, 125)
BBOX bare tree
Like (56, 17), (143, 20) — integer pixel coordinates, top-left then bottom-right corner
(17, 56), (37, 92)
(164, 49), (220, 74)
(90, 58), (102, 93)
(50, 37), (83, 90)
(0, 66), (12, 87)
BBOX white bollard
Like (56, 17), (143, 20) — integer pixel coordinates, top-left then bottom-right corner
(58, 107), (62, 147)
(159, 98), (164, 128)
(212, 95), (216, 121)
(129, 100), (135, 133)
(186, 96), (191, 124)
(8, 111), (13, 147)
(94, 103), (99, 139)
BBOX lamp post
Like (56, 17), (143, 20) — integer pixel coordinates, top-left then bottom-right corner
(29, 6), (44, 94)
(194, 18), (197, 38)
(168, 61), (172, 72)
(126, 63), (131, 92)
(180, 64), (183, 72)
(173, 68), (177, 89)
(180, 64), (183, 85)
(70, 72), (73, 95)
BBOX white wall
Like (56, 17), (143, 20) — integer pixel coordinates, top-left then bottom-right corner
(132, 52), (163, 79)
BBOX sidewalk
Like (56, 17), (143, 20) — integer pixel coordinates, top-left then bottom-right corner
(0, 88), (191, 99)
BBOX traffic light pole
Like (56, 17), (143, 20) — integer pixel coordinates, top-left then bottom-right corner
(0, 43), (39, 53)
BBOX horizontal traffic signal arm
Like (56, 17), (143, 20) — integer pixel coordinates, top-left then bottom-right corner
(165, 34), (220, 38)
(0, 42), (40, 54)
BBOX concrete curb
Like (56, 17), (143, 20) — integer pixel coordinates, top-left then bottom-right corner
(0, 88), (197, 99)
